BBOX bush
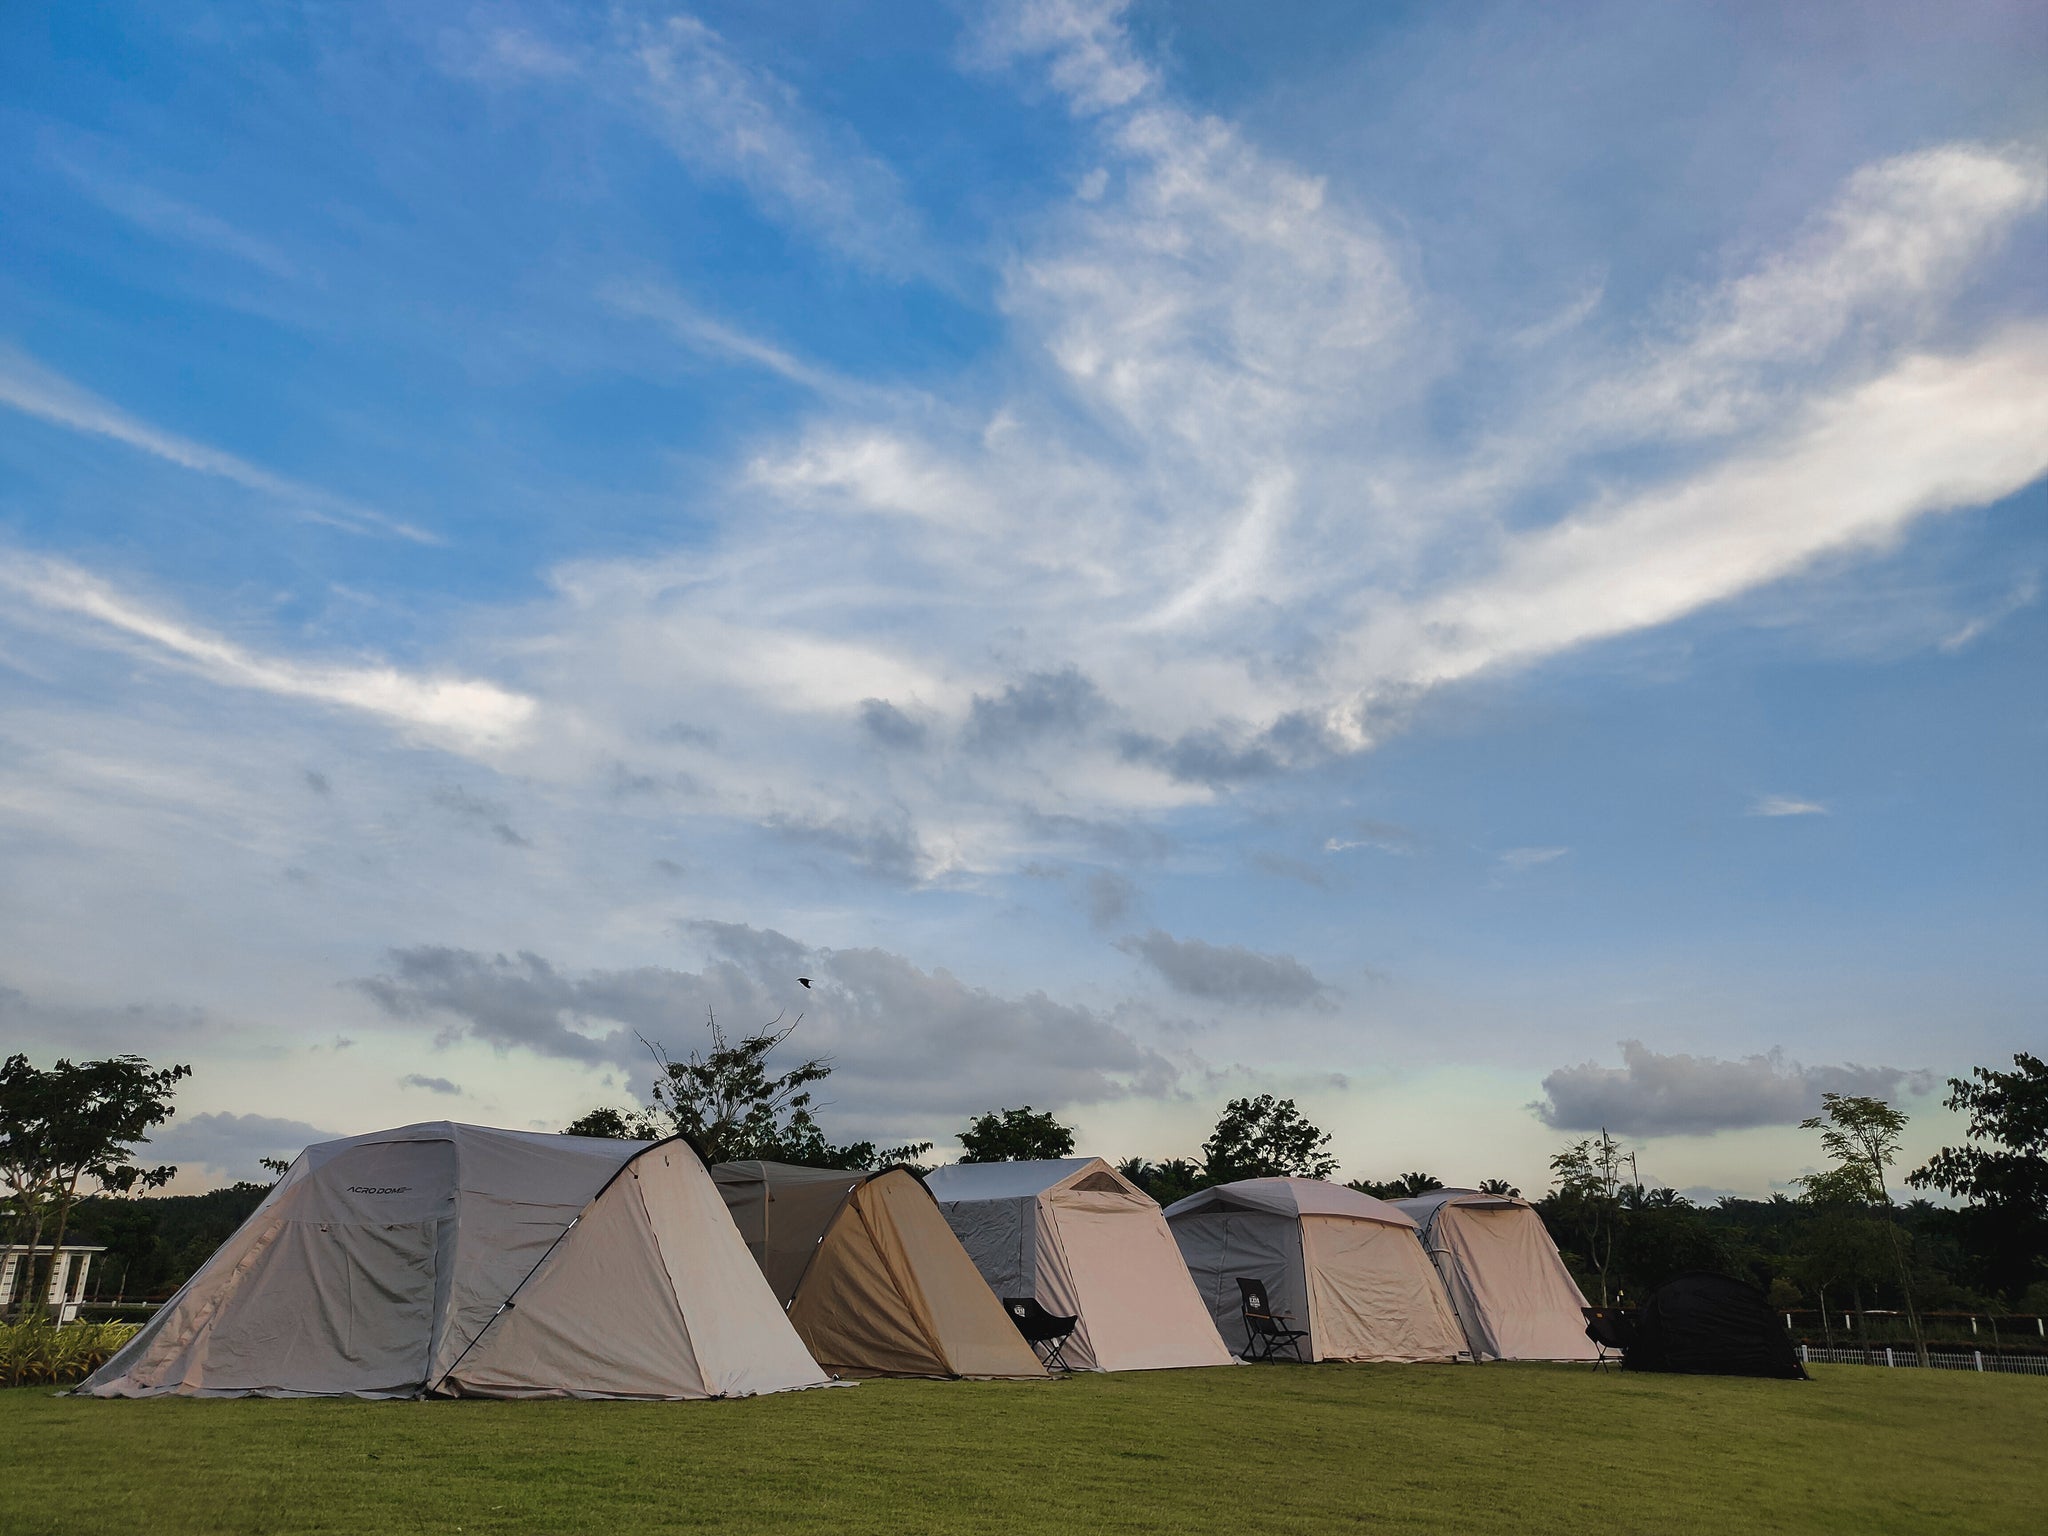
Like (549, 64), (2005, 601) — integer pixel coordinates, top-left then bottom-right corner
(0, 1321), (139, 1387)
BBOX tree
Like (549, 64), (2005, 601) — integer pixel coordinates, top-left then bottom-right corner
(559, 1011), (926, 1169)
(1200, 1096), (1337, 1183)
(1477, 1178), (1521, 1197)
(1791, 1196), (1893, 1351)
(957, 1106), (1075, 1163)
(1348, 1172), (1444, 1200)
(1800, 1092), (1927, 1365)
(1117, 1157), (1203, 1206)
(563, 1105), (661, 1141)
(1908, 1054), (2047, 1300)
(1546, 1130), (1632, 1305)
(0, 1054), (190, 1321)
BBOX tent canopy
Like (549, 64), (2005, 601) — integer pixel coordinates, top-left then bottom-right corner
(78, 1122), (831, 1400)
(1626, 1272), (1808, 1380)
(712, 1161), (1045, 1379)
(926, 1157), (1234, 1373)
(1167, 1178), (1465, 1363)
(1167, 1177), (1418, 1226)
(1392, 1187), (1598, 1363)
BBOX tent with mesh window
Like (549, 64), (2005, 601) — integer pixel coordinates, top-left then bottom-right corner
(922, 1157), (1235, 1372)
(1166, 1178), (1467, 1362)
(1391, 1187), (1600, 1362)
(711, 1161), (1046, 1379)
(75, 1121), (832, 1400)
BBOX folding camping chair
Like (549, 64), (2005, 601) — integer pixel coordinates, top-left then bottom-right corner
(1582, 1306), (1637, 1372)
(1236, 1278), (1310, 1362)
(1003, 1297), (1079, 1372)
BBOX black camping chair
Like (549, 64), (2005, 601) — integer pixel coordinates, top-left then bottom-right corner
(1237, 1278), (1310, 1362)
(1003, 1297), (1080, 1372)
(1582, 1306), (1638, 1372)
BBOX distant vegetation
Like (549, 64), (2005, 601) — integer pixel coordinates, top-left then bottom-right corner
(15, 1039), (2040, 1343)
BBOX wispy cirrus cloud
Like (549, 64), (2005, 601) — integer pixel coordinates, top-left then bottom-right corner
(0, 347), (435, 544)
(1750, 795), (1829, 818)
(629, 14), (936, 279)
(46, 145), (300, 279)
(10, 0), (2048, 900)
(434, 2), (2048, 885)
(0, 553), (534, 753)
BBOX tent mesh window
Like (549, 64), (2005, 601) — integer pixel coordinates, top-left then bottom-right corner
(1071, 1172), (1126, 1193)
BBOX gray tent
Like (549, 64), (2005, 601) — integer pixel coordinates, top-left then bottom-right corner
(713, 1161), (1046, 1379)
(77, 1122), (832, 1399)
(1392, 1188), (1598, 1362)
(923, 1157), (1235, 1372)
(1166, 1178), (1467, 1362)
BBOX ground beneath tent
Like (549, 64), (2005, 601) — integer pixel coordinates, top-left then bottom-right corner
(3, 1364), (2039, 1535)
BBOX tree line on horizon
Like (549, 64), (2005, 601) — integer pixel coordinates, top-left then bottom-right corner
(5, 1026), (2043, 1341)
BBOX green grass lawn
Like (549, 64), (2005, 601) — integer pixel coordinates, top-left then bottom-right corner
(2, 1364), (2038, 1536)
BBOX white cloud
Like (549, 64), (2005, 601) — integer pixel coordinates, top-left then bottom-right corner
(1331, 324), (2048, 743)
(12, 4), (2048, 897)
(1573, 144), (2046, 446)
(0, 347), (436, 543)
(1751, 795), (1829, 818)
(1938, 573), (2040, 652)
(628, 14), (932, 278)
(48, 147), (300, 279)
(0, 553), (535, 754)
(599, 279), (863, 399)
(1497, 846), (1570, 873)
(439, 23), (2048, 882)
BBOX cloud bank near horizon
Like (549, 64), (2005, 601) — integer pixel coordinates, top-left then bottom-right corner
(1534, 1040), (1940, 1139)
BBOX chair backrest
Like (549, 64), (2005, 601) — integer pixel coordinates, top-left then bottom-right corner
(1002, 1296), (1078, 1343)
(1582, 1307), (1638, 1350)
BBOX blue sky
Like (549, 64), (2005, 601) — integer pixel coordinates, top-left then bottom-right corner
(2, 0), (2043, 1195)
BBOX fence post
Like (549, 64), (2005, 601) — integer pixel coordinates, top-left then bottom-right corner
(1886, 1347), (1895, 1368)
(1975, 1351), (1983, 1373)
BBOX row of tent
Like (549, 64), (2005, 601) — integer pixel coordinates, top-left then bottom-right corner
(78, 1122), (1605, 1399)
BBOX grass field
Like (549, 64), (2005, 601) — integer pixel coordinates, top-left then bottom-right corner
(2, 1364), (2039, 1536)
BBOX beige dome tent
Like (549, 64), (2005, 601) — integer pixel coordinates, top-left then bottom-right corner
(923, 1157), (1235, 1372)
(1392, 1188), (1599, 1362)
(712, 1161), (1046, 1380)
(77, 1122), (832, 1400)
(1165, 1178), (1467, 1363)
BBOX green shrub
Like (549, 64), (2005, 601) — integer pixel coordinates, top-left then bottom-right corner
(0, 1321), (139, 1387)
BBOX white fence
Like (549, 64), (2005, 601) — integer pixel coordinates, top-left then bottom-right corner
(1801, 1345), (2048, 1377)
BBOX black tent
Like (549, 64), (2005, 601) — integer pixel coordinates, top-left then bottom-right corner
(1625, 1272), (1808, 1379)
